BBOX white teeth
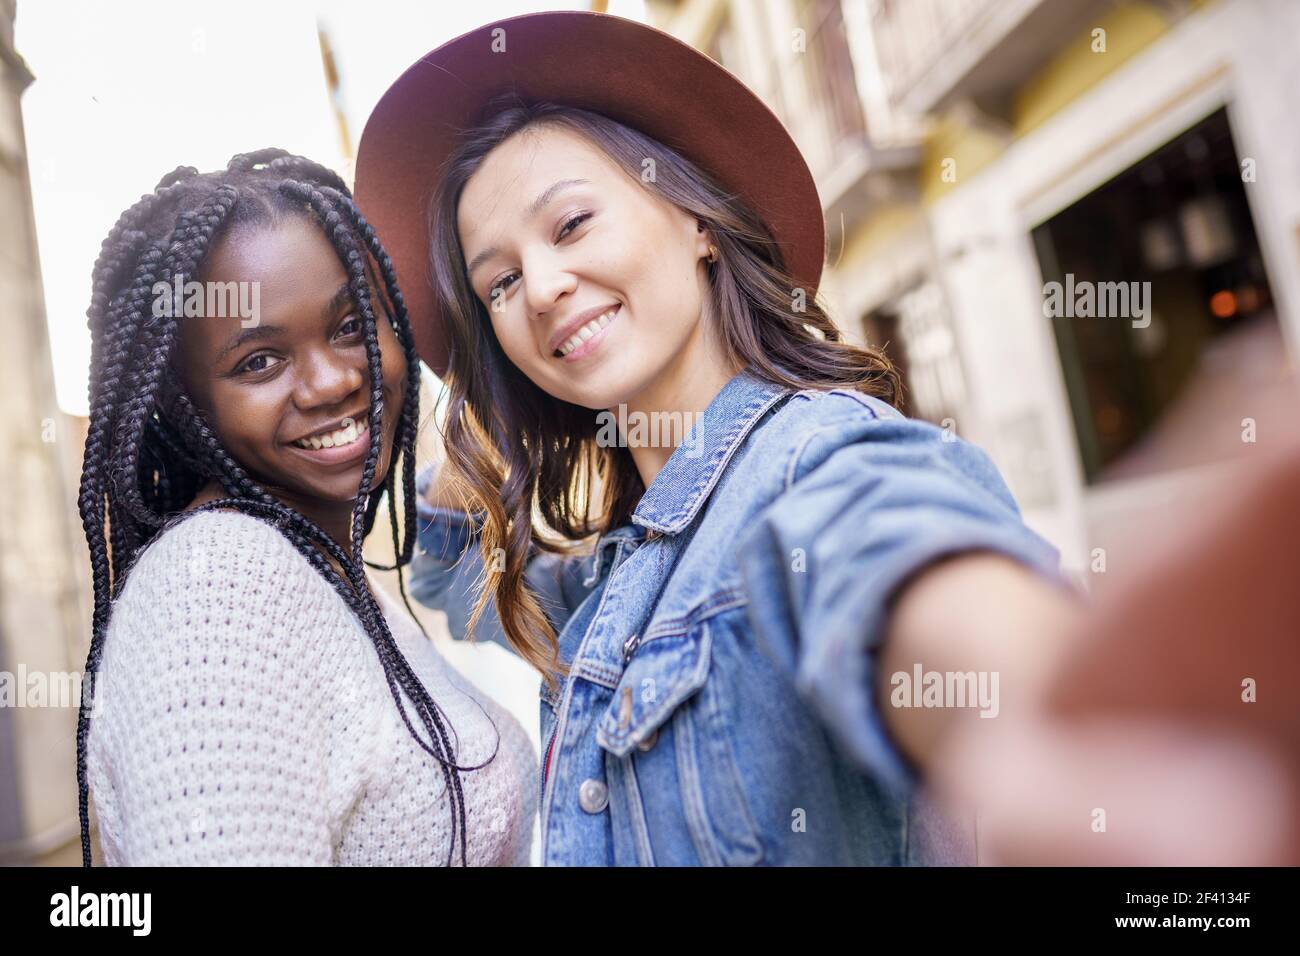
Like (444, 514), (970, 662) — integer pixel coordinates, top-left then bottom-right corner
(558, 309), (616, 356)
(294, 415), (368, 450)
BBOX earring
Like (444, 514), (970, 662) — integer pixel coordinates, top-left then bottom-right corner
(706, 244), (718, 264)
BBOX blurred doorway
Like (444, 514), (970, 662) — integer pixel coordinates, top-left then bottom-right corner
(1033, 107), (1291, 486)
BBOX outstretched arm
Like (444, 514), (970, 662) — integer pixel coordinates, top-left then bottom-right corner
(917, 439), (1300, 866)
(877, 550), (1084, 773)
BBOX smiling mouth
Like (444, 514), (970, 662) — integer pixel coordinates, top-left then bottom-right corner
(553, 306), (618, 359)
(291, 413), (370, 450)
(285, 414), (382, 470)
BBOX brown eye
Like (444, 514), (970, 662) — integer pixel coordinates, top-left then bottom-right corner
(557, 211), (591, 240)
(238, 353), (282, 375)
(336, 316), (363, 338)
(488, 273), (518, 300)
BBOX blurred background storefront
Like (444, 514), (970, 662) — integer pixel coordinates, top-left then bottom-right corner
(3, 0), (1298, 864)
(648, 0), (1299, 586)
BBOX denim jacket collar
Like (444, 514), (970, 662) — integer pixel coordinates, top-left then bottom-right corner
(631, 367), (793, 535)
(582, 369), (792, 586)
(582, 524), (647, 588)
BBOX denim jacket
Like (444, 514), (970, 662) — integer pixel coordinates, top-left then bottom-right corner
(409, 368), (1066, 865)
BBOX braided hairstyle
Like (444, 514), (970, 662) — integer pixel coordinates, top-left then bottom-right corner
(76, 148), (492, 866)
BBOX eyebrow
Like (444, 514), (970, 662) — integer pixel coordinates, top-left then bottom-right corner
(466, 178), (591, 277)
(214, 281), (352, 364)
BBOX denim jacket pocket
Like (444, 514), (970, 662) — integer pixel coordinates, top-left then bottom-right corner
(595, 623), (711, 758)
(596, 596), (764, 865)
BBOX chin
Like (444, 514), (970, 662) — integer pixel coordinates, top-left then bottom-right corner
(552, 364), (653, 413)
(305, 479), (362, 503)
(288, 458), (389, 505)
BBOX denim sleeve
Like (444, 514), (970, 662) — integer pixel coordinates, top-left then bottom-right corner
(736, 407), (1070, 797)
(407, 464), (578, 653)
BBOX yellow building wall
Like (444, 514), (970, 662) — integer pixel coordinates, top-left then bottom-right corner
(1013, 1), (1175, 136)
(918, 0), (1209, 204)
(837, 201), (922, 276)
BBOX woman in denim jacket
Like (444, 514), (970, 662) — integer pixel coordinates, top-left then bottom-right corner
(354, 12), (1087, 866)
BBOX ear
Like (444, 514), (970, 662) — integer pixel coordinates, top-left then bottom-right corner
(694, 219), (714, 261)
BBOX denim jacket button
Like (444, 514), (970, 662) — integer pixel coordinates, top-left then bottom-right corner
(635, 727), (658, 753)
(578, 778), (609, 814)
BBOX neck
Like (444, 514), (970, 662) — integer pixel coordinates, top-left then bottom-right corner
(296, 499), (357, 560)
(613, 323), (745, 489)
(188, 480), (357, 560)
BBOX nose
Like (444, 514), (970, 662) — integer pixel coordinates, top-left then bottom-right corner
(293, 346), (365, 412)
(522, 246), (578, 321)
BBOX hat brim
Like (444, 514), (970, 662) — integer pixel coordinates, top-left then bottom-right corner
(354, 10), (825, 378)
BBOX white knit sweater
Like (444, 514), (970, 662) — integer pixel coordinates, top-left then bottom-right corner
(86, 509), (537, 866)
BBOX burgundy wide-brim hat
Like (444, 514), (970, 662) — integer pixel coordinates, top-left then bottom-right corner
(354, 10), (826, 378)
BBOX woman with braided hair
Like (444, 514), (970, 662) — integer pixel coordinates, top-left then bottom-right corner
(78, 148), (537, 866)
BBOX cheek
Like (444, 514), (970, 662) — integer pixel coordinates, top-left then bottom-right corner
(484, 305), (544, 370)
(591, 218), (647, 289)
(206, 385), (264, 453)
(378, 334), (409, 414)
(624, 251), (700, 347)
(608, 209), (697, 313)
(495, 316), (535, 363)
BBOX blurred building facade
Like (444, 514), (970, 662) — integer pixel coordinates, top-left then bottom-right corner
(0, 0), (89, 865)
(648, 0), (1300, 584)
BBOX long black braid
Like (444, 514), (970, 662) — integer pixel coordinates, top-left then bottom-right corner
(76, 148), (497, 867)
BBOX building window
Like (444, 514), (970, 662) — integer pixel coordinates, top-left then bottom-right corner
(794, 0), (867, 150)
(863, 279), (967, 425)
(1034, 107), (1287, 485)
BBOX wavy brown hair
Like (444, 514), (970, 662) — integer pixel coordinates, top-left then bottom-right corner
(428, 96), (901, 688)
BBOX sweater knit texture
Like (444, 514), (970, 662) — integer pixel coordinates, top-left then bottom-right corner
(86, 509), (537, 866)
